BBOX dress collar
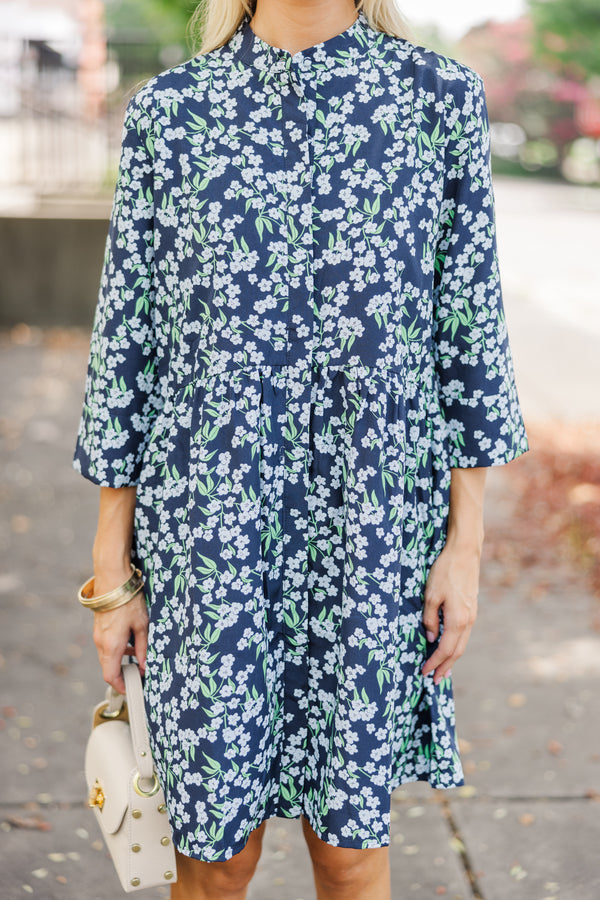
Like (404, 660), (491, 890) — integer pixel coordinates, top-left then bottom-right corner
(230, 9), (372, 75)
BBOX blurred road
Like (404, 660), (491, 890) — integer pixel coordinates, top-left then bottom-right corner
(494, 176), (600, 421)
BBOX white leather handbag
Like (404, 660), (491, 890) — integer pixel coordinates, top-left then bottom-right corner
(85, 656), (178, 892)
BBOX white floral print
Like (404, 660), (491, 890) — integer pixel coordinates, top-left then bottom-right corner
(73, 10), (528, 861)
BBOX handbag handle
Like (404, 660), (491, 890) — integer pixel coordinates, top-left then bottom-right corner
(122, 656), (155, 782)
(103, 656), (155, 782)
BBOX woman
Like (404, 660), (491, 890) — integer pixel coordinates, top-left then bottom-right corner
(73, 0), (529, 897)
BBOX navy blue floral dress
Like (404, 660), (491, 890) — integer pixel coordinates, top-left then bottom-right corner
(73, 10), (528, 861)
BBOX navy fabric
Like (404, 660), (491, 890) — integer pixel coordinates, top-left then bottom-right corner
(73, 10), (528, 860)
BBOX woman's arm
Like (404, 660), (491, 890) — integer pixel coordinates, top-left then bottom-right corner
(91, 486), (149, 694)
(421, 466), (487, 685)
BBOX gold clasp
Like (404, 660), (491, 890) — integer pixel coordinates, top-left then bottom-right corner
(88, 779), (105, 810)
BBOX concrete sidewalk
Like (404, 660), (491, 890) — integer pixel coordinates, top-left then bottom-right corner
(1, 327), (599, 900)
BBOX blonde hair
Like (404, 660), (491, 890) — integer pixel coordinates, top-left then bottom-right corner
(187, 0), (412, 56)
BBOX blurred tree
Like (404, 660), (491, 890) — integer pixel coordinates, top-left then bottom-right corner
(103, 0), (202, 93)
(457, 16), (599, 179)
(528, 0), (600, 79)
(105, 0), (199, 50)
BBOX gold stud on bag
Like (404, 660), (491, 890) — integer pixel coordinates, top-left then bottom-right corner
(84, 656), (177, 892)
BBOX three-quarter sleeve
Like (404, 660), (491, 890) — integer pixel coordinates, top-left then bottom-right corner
(432, 70), (529, 468)
(73, 87), (160, 487)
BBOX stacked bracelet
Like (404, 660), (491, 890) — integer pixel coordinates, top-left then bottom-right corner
(78, 562), (145, 612)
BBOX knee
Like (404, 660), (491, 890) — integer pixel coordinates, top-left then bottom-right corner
(174, 823), (265, 894)
(210, 827), (266, 892)
(308, 843), (385, 891)
(312, 852), (376, 890)
(209, 850), (262, 893)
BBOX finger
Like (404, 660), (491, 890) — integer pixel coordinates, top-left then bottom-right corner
(422, 626), (461, 678)
(133, 620), (148, 673)
(422, 590), (442, 643)
(433, 624), (473, 684)
(103, 655), (126, 694)
(97, 634), (128, 694)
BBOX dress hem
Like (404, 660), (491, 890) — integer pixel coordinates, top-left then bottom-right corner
(170, 771), (467, 862)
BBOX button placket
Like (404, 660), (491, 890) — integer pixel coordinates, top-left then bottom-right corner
(271, 44), (316, 815)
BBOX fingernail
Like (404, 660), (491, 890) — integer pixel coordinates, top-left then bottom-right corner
(426, 630), (435, 642)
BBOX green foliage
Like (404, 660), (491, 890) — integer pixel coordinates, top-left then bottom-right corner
(105, 0), (199, 51)
(528, 0), (600, 78)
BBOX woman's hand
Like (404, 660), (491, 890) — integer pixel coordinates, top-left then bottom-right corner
(92, 571), (149, 695)
(421, 541), (480, 685)
(91, 486), (145, 694)
(421, 466), (487, 685)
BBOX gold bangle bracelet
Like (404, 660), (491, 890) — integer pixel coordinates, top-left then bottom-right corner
(78, 563), (144, 612)
(78, 561), (137, 605)
(87, 583), (144, 613)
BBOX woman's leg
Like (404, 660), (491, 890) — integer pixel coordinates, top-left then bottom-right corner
(170, 820), (267, 900)
(301, 815), (391, 900)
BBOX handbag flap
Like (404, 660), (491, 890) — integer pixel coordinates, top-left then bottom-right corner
(85, 720), (135, 835)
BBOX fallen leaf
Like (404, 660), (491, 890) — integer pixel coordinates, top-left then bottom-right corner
(510, 863), (528, 881)
(406, 806), (425, 818)
(508, 693), (527, 708)
(11, 515), (31, 534)
(449, 837), (465, 854)
(53, 663), (70, 677)
(457, 785), (477, 798)
(518, 813), (535, 826)
(402, 845), (420, 855)
(5, 815), (52, 832)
